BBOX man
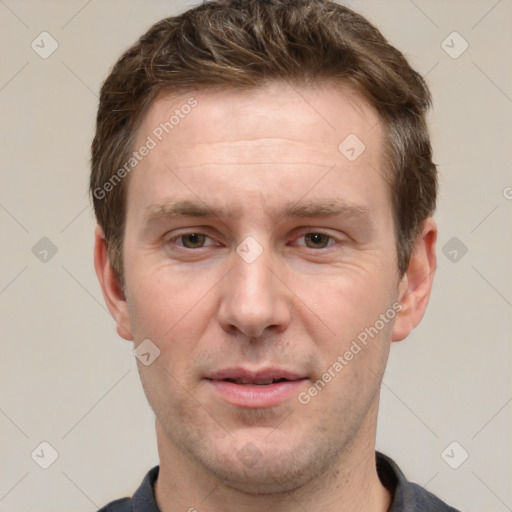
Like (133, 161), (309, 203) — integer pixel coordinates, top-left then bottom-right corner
(91, 0), (459, 510)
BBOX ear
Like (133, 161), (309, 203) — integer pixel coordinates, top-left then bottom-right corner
(392, 217), (437, 342)
(94, 226), (133, 341)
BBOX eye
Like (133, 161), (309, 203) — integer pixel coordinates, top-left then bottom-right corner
(299, 233), (336, 249)
(176, 233), (211, 249)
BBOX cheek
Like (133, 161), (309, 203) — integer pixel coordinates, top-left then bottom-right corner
(125, 269), (222, 390)
(125, 259), (212, 340)
(138, 360), (212, 447)
(292, 265), (395, 348)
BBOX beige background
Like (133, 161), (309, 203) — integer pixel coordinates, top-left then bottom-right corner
(1, 0), (511, 510)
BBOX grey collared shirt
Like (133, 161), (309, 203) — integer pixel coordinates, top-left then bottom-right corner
(97, 452), (461, 511)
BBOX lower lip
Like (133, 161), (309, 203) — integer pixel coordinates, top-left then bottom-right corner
(207, 379), (307, 408)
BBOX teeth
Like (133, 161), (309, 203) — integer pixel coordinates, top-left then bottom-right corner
(234, 378), (275, 385)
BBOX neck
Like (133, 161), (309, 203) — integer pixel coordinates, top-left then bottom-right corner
(154, 403), (391, 512)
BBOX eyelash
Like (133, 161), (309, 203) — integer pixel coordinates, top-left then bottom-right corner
(168, 231), (341, 250)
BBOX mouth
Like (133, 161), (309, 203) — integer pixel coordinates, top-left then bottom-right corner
(220, 377), (296, 385)
(205, 367), (308, 408)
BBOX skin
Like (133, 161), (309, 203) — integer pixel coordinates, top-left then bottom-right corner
(95, 81), (437, 512)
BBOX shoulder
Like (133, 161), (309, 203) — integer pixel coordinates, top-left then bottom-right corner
(376, 452), (461, 512)
(96, 466), (160, 512)
(405, 481), (461, 511)
(97, 498), (132, 512)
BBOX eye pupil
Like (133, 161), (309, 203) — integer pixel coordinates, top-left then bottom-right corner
(182, 233), (205, 248)
(305, 233), (329, 248)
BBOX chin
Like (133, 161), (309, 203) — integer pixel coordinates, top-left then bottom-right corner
(224, 474), (302, 495)
(202, 435), (340, 495)
(221, 459), (310, 495)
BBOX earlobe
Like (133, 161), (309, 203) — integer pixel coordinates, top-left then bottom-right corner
(93, 226), (133, 341)
(391, 218), (437, 342)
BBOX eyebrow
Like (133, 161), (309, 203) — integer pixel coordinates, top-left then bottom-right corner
(143, 198), (373, 229)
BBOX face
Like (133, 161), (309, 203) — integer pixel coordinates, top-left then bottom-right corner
(96, 81), (434, 493)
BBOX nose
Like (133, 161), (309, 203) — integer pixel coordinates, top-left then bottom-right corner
(217, 244), (291, 339)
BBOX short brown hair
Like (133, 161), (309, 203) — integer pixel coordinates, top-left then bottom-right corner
(90, 0), (437, 281)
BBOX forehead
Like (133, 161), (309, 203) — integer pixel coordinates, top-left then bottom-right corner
(137, 81), (381, 153)
(127, 81), (387, 219)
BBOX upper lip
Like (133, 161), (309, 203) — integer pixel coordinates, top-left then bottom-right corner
(206, 367), (306, 383)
